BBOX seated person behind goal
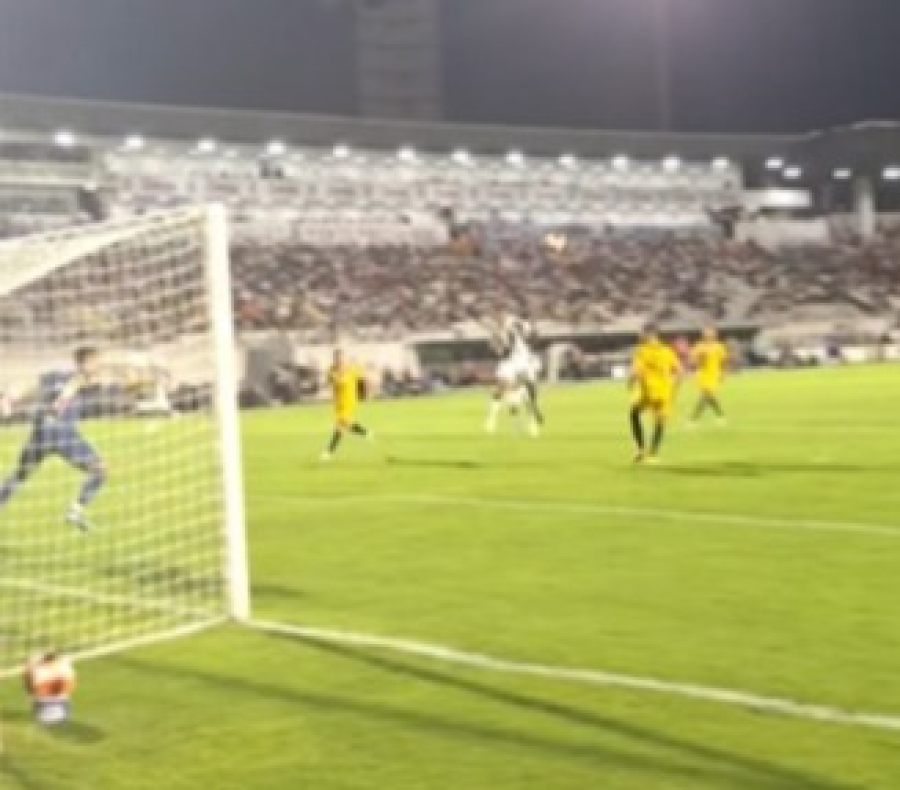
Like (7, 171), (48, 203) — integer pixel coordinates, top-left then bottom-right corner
(321, 349), (372, 461)
(629, 326), (682, 463)
(24, 651), (76, 724)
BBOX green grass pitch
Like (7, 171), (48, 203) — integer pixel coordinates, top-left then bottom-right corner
(2, 365), (900, 789)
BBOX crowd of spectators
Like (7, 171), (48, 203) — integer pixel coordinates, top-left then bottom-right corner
(231, 227), (900, 338)
(4, 220), (900, 344)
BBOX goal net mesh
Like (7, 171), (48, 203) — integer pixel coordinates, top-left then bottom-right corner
(0, 208), (237, 672)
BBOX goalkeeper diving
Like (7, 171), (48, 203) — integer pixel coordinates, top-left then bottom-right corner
(0, 347), (107, 531)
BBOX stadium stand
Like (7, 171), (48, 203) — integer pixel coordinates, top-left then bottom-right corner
(228, 231), (900, 340)
(1, 96), (900, 353)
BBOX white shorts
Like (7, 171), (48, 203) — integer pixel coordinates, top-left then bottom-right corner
(497, 354), (540, 386)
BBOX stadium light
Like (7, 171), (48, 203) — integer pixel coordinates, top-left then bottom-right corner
(54, 130), (76, 148)
(885, 167), (900, 181)
(612, 155), (630, 172)
(266, 140), (287, 157)
(833, 168), (853, 181)
(559, 154), (577, 169)
(662, 155), (681, 173)
(398, 145), (418, 163)
(451, 148), (473, 166)
(712, 157), (730, 171)
(765, 157), (785, 171)
(123, 134), (145, 152)
(333, 143), (351, 160)
(506, 150), (525, 167)
(783, 166), (802, 180)
(197, 138), (217, 154)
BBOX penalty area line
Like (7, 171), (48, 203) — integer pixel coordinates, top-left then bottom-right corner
(255, 492), (900, 540)
(249, 619), (900, 734)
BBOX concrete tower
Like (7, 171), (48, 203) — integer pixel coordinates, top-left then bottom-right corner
(354, 0), (443, 120)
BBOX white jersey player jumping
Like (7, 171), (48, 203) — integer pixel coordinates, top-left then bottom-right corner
(485, 313), (544, 436)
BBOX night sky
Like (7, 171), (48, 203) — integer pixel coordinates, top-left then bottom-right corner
(0, 0), (898, 134)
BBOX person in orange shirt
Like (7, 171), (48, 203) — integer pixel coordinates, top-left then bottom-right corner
(24, 651), (76, 724)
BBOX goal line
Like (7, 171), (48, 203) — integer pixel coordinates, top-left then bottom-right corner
(1, 613), (895, 734)
(247, 619), (900, 734)
(0, 618), (225, 681)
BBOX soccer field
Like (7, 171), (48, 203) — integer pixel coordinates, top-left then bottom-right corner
(3, 366), (900, 789)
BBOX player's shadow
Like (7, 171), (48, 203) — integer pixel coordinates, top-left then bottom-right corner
(284, 638), (859, 790)
(2, 708), (105, 745)
(387, 456), (557, 471)
(386, 456), (483, 470)
(251, 581), (308, 604)
(649, 461), (870, 478)
(117, 634), (856, 790)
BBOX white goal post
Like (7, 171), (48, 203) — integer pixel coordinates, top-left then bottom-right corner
(0, 205), (248, 673)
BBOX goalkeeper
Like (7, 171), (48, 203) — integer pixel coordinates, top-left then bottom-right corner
(0, 347), (106, 531)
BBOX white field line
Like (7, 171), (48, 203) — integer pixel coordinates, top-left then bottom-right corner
(249, 619), (900, 733)
(241, 424), (900, 437)
(0, 617), (225, 679)
(254, 492), (900, 540)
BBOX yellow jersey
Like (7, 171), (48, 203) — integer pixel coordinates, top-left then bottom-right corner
(329, 364), (361, 421)
(330, 365), (360, 406)
(633, 340), (681, 401)
(693, 341), (728, 387)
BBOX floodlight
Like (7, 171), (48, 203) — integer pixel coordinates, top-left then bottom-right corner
(54, 130), (76, 148)
(451, 149), (473, 165)
(506, 150), (525, 166)
(124, 135), (145, 152)
(662, 155), (681, 173)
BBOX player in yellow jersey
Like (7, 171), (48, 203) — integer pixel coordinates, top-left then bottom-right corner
(629, 326), (682, 463)
(690, 327), (728, 424)
(320, 349), (372, 461)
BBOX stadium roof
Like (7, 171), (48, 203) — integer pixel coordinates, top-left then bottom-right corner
(0, 92), (795, 161)
(796, 123), (900, 172)
(2, 93), (899, 184)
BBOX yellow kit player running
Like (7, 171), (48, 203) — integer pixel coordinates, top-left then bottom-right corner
(321, 349), (372, 462)
(691, 327), (728, 424)
(629, 326), (682, 463)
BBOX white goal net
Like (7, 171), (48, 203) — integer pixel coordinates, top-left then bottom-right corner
(0, 206), (247, 672)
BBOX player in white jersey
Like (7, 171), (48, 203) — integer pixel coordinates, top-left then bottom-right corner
(485, 314), (544, 435)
